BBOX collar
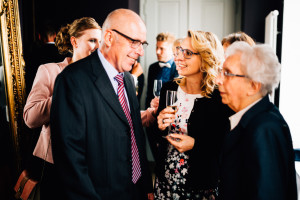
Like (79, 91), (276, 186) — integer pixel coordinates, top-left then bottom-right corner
(229, 98), (262, 130)
(158, 58), (174, 68)
(97, 49), (124, 94)
(97, 49), (121, 82)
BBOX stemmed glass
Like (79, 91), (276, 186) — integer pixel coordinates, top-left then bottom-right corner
(166, 90), (178, 135)
(153, 79), (162, 98)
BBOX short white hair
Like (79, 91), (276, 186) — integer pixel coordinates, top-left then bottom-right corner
(226, 41), (281, 96)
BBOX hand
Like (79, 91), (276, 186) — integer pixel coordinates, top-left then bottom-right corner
(148, 193), (154, 200)
(150, 97), (159, 115)
(131, 61), (143, 77)
(157, 107), (176, 131)
(166, 134), (195, 153)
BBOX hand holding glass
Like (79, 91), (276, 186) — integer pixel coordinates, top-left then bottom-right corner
(153, 79), (162, 97)
(166, 90), (178, 135)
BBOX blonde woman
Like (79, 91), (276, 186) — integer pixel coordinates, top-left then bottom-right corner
(23, 17), (101, 200)
(155, 30), (233, 199)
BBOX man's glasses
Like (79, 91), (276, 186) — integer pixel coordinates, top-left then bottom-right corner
(218, 68), (247, 78)
(174, 46), (200, 59)
(112, 29), (148, 49)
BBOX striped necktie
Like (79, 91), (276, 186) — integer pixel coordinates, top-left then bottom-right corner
(115, 74), (141, 183)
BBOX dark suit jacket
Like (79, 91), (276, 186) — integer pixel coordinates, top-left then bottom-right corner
(145, 61), (178, 108)
(50, 51), (153, 200)
(154, 81), (233, 189)
(219, 96), (297, 200)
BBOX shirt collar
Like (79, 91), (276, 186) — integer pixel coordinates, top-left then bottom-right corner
(97, 49), (123, 81)
(229, 98), (262, 130)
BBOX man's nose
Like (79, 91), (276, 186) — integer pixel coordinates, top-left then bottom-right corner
(137, 44), (144, 56)
(156, 48), (161, 55)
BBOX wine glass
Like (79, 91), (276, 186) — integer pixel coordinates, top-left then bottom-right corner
(153, 79), (162, 97)
(166, 90), (178, 135)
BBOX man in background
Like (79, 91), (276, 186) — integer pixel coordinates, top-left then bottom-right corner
(25, 21), (65, 95)
(145, 32), (178, 108)
(145, 32), (178, 162)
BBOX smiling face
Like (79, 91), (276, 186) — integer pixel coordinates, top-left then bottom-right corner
(174, 37), (202, 78)
(72, 28), (101, 61)
(216, 53), (251, 112)
(100, 9), (148, 73)
(113, 25), (146, 72)
(102, 18), (147, 73)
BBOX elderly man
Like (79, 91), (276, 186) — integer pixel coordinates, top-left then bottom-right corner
(50, 9), (153, 200)
(216, 41), (297, 200)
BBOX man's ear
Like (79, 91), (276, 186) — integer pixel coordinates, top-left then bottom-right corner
(103, 30), (113, 47)
(247, 80), (261, 96)
(70, 36), (77, 48)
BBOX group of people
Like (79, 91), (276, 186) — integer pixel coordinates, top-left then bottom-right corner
(23, 8), (297, 200)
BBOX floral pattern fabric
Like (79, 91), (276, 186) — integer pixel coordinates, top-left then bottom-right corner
(154, 87), (218, 200)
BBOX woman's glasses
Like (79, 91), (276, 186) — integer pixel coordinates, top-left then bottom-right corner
(174, 46), (200, 59)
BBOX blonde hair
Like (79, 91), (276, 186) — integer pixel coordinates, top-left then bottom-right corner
(175, 30), (224, 97)
(156, 32), (176, 44)
(55, 17), (101, 55)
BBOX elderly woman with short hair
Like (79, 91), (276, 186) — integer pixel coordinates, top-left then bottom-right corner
(216, 41), (297, 200)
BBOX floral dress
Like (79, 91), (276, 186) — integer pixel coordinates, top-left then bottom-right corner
(154, 87), (218, 200)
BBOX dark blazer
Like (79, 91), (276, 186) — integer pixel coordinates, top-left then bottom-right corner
(145, 61), (178, 108)
(50, 51), (153, 200)
(219, 96), (297, 200)
(154, 81), (233, 189)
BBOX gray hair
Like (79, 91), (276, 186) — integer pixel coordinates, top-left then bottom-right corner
(226, 41), (281, 96)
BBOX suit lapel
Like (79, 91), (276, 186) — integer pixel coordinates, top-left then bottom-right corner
(219, 96), (273, 163)
(220, 125), (243, 163)
(89, 52), (129, 125)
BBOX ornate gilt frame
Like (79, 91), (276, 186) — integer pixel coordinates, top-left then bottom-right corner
(0, 0), (26, 173)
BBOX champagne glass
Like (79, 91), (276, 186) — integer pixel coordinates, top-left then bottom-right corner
(166, 90), (178, 135)
(135, 79), (139, 96)
(153, 79), (162, 97)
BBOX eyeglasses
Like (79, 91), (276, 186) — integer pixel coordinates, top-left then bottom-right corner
(112, 29), (148, 49)
(174, 46), (200, 59)
(218, 68), (247, 78)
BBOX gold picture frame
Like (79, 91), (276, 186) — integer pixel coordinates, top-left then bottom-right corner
(0, 0), (26, 174)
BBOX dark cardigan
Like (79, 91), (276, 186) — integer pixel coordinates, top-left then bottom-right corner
(154, 80), (233, 189)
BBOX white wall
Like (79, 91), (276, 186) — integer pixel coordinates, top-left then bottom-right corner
(280, 0), (300, 149)
(280, 1), (300, 188)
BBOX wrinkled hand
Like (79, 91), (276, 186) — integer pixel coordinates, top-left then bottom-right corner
(150, 97), (159, 115)
(131, 61), (143, 77)
(166, 134), (195, 153)
(148, 193), (154, 200)
(157, 107), (176, 131)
